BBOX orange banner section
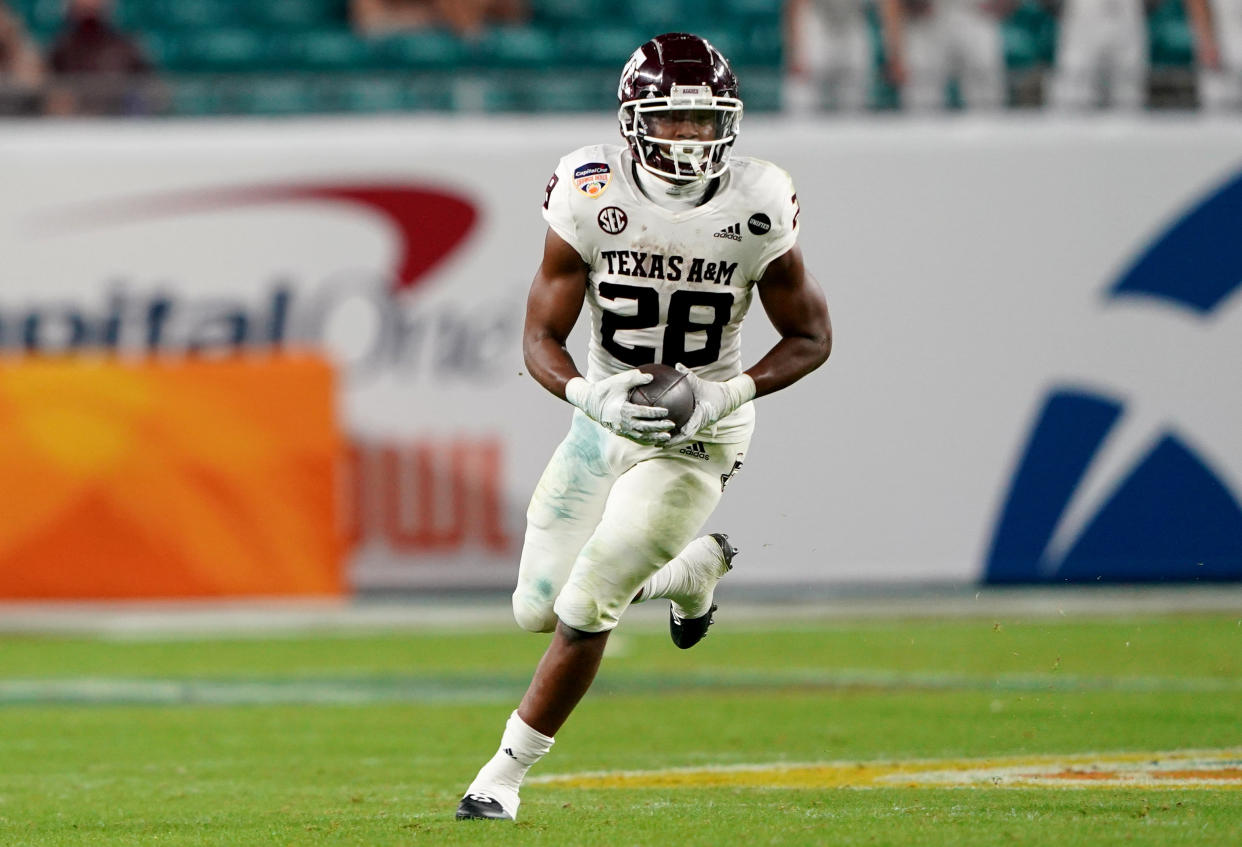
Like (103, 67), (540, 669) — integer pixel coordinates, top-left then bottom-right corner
(0, 356), (343, 599)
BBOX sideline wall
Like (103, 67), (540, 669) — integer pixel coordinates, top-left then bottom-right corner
(1, 116), (1239, 593)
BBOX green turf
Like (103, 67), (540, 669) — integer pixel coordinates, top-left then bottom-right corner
(0, 612), (1239, 845)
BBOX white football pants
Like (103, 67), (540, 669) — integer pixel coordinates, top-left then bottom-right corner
(784, 1), (874, 114)
(903, 2), (1005, 111)
(1049, 0), (1148, 111)
(512, 410), (749, 634)
(1199, 0), (1242, 111)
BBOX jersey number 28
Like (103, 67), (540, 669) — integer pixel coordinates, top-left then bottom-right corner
(598, 282), (733, 367)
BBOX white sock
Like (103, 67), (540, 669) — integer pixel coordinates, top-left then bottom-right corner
(463, 711), (554, 819)
(633, 536), (723, 618)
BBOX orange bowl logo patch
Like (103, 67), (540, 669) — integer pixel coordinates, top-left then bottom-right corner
(574, 162), (611, 198)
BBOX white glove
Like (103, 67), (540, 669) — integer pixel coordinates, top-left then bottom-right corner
(666, 364), (756, 447)
(565, 371), (674, 445)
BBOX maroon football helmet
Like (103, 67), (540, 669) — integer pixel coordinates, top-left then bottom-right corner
(618, 33), (743, 182)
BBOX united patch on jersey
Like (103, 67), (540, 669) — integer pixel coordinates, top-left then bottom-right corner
(573, 162), (612, 198)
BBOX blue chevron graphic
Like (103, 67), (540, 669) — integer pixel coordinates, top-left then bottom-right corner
(984, 170), (1242, 583)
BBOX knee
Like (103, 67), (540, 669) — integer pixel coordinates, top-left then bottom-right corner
(512, 588), (557, 633)
(552, 581), (618, 633)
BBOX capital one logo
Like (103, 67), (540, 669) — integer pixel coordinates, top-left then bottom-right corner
(12, 182), (520, 381)
(985, 172), (1242, 583)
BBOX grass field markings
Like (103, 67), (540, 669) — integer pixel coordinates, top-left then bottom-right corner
(625, 668), (1242, 695)
(1, 667), (1240, 705)
(0, 677), (524, 706)
(530, 749), (1242, 791)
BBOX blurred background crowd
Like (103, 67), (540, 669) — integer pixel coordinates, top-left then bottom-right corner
(0, 0), (1235, 117)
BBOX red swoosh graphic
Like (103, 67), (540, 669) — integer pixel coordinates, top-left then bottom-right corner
(35, 183), (479, 293)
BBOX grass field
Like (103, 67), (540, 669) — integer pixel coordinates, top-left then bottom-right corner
(1, 603), (1240, 846)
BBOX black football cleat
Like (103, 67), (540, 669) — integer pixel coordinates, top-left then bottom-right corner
(455, 793), (513, 821)
(669, 533), (737, 649)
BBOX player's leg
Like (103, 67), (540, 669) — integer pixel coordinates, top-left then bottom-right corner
(1201, 5), (1242, 110)
(630, 442), (748, 647)
(461, 420), (660, 821)
(551, 450), (732, 633)
(783, 3), (833, 115)
(1223, 10), (1242, 110)
(902, 16), (949, 111)
(957, 9), (1005, 110)
(511, 413), (620, 633)
(459, 452), (733, 820)
(456, 620), (604, 822)
(1048, 0), (1099, 110)
(524, 452), (735, 713)
(1108, 1), (1148, 111)
(835, 21), (874, 113)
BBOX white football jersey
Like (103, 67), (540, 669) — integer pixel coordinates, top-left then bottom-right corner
(542, 145), (800, 440)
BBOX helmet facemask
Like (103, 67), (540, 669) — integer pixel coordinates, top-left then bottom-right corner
(620, 84), (742, 183)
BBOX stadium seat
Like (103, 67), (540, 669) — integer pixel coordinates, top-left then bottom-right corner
(627, 2), (688, 35)
(138, 28), (182, 70)
(246, 0), (348, 30)
(527, 72), (611, 112)
(736, 23), (783, 65)
(282, 28), (375, 71)
(715, 0), (780, 20)
(1150, 16), (1194, 67)
(168, 78), (222, 116)
(1003, 22), (1040, 69)
(404, 78), (455, 111)
(470, 25), (559, 69)
(237, 77), (321, 115)
(529, 0), (611, 26)
(14, 0), (66, 42)
(147, 0), (246, 30)
(1005, 1), (1057, 66)
(332, 76), (409, 112)
(374, 30), (466, 70)
(174, 29), (272, 73)
(693, 29), (744, 66)
(558, 25), (649, 69)
(734, 67), (781, 111)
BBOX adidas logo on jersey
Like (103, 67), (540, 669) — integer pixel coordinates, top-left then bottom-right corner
(713, 223), (742, 241)
(679, 441), (711, 461)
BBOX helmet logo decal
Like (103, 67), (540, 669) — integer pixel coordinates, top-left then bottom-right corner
(597, 206), (628, 234)
(669, 84), (712, 107)
(573, 163), (612, 198)
(747, 213), (772, 236)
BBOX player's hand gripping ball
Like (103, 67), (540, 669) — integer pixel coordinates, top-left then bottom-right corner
(628, 363), (696, 434)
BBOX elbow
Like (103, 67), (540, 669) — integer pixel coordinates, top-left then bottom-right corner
(812, 325), (832, 369)
(522, 334), (543, 377)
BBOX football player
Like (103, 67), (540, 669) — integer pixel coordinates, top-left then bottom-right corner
(1186, 0), (1242, 111)
(456, 32), (832, 822)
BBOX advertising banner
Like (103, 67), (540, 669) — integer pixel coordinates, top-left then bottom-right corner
(0, 355), (341, 598)
(0, 117), (1239, 591)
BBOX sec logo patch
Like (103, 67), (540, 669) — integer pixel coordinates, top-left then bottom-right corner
(574, 162), (612, 198)
(597, 206), (628, 234)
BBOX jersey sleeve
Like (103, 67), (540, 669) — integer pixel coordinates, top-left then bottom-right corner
(751, 164), (801, 280)
(540, 156), (584, 257)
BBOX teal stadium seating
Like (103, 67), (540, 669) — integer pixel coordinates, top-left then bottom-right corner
(5, 0), (1203, 116)
(283, 28), (375, 72)
(374, 30), (466, 71)
(238, 76), (322, 115)
(1149, 0), (1194, 67)
(558, 24), (650, 69)
(173, 28), (272, 73)
(468, 24), (559, 68)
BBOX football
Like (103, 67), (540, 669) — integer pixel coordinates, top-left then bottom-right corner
(628, 362), (696, 432)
